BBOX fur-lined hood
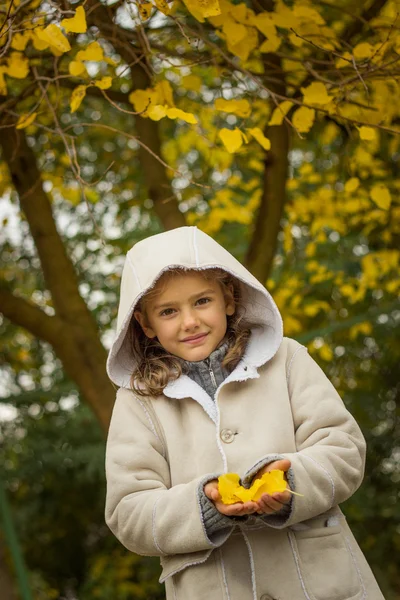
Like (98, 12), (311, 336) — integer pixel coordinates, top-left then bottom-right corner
(107, 226), (283, 388)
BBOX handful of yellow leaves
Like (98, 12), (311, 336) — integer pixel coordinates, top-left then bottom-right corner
(218, 470), (301, 505)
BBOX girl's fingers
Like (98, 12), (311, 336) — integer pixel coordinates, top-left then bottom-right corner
(257, 494), (283, 514)
(272, 490), (291, 504)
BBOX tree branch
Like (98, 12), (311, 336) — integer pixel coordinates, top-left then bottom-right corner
(0, 288), (65, 347)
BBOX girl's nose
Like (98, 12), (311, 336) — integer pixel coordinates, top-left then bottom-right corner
(181, 309), (200, 330)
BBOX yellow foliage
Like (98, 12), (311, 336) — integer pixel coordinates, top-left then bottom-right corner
(218, 127), (247, 153)
(76, 41), (104, 62)
(301, 82), (333, 106)
(318, 343), (333, 361)
(69, 61), (86, 76)
(138, 3), (153, 20)
(11, 31), (31, 51)
(6, 52), (29, 79)
(292, 106), (315, 133)
(35, 24), (71, 53)
(353, 42), (374, 60)
(61, 6), (87, 33)
(269, 100), (293, 126)
(16, 112), (37, 129)
(215, 97), (251, 117)
(183, 0), (221, 22)
(344, 177), (360, 193)
(246, 127), (271, 150)
(154, 0), (172, 14)
(70, 85), (87, 113)
(349, 322), (373, 340)
(358, 126), (377, 141)
(166, 107), (198, 124)
(182, 74), (202, 92)
(370, 183), (391, 210)
(218, 470), (289, 505)
(94, 76), (113, 90)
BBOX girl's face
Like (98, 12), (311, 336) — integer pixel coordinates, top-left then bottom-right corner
(134, 271), (235, 362)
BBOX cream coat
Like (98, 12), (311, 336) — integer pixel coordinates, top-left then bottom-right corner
(105, 227), (385, 600)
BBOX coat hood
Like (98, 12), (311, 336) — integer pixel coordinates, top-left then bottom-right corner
(107, 226), (283, 387)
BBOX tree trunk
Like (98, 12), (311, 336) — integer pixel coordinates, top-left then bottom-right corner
(0, 126), (115, 433)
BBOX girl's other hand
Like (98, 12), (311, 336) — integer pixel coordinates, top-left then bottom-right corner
(204, 480), (258, 517)
(253, 458), (292, 515)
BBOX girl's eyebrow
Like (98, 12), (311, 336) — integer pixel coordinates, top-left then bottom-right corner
(153, 288), (216, 311)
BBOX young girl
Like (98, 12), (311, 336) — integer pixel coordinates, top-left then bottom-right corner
(105, 226), (385, 600)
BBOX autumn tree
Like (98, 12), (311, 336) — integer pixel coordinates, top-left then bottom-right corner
(1, 0), (399, 596)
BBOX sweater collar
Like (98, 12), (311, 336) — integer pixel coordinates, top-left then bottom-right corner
(180, 340), (229, 374)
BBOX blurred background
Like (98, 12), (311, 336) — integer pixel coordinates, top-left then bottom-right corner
(1, 0), (399, 598)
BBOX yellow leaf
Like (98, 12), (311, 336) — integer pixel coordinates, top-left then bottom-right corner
(218, 470), (294, 505)
(11, 31), (31, 51)
(344, 177), (360, 193)
(370, 183), (391, 210)
(138, 2), (153, 20)
(76, 41), (104, 62)
(61, 6), (87, 33)
(215, 98), (251, 118)
(166, 107), (198, 123)
(252, 12), (276, 37)
(246, 127), (271, 150)
(301, 82), (332, 106)
(251, 470), (288, 500)
(182, 0), (221, 22)
(147, 104), (167, 120)
(260, 36), (281, 52)
(154, 0), (171, 14)
(69, 61), (86, 76)
(227, 26), (258, 61)
(155, 80), (174, 107)
(292, 4), (325, 25)
(16, 112), (37, 129)
(349, 322), (372, 340)
(6, 52), (29, 79)
(129, 88), (157, 114)
(353, 42), (374, 60)
(70, 85), (87, 113)
(35, 24), (71, 53)
(218, 473), (241, 504)
(319, 343), (333, 361)
(32, 28), (49, 50)
(223, 19), (247, 45)
(358, 126), (377, 141)
(182, 74), (202, 92)
(268, 100), (293, 126)
(218, 127), (247, 153)
(94, 76), (112, 90)
(336, 51), (352, 68)
(292, 106), (315, 133)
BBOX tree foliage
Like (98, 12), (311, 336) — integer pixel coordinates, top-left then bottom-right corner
(0, 0), (399, 598)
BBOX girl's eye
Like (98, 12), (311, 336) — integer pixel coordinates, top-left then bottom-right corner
(160, 308), (175, 317)
(196, 297), (211, 306)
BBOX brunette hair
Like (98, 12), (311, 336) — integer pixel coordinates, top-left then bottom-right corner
(129, 268), (252, 397)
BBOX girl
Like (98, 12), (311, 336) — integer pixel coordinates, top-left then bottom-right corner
(105, 226), (385, 600)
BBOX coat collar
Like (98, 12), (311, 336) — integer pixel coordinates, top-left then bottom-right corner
(164, 325), (280, 423)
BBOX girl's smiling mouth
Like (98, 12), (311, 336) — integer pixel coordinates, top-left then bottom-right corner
(181, 333), (208, 344)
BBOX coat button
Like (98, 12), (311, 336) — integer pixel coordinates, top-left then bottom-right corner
(220, 428), (235, 443)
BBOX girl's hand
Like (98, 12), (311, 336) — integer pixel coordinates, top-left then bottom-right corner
(253, 459), (292, 515)
(204, 480), (258, 517)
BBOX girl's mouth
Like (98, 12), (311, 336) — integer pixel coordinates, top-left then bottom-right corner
(182, 333), (208, 344)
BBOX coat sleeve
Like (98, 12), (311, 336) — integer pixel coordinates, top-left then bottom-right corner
(243, 341), (366, 528)
(105, 387), (230, 556)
